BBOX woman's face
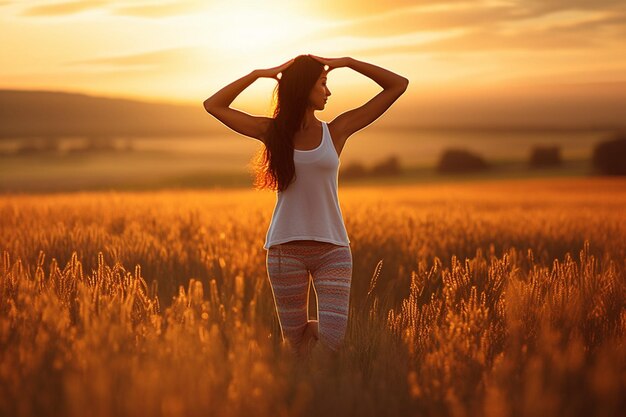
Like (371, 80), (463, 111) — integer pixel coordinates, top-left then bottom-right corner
(308, 71), (331, 110)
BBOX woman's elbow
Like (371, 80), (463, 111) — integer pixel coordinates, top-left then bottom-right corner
(203, 99), (214, 114)
(389, 77), (408, 95)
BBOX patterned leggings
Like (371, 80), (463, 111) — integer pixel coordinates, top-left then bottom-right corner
(266, 242), (353, 353)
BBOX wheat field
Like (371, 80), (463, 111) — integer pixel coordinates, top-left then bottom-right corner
(1, 177), (625, 417)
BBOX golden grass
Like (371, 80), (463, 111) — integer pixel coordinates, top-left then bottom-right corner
(1, 177), (625, 417)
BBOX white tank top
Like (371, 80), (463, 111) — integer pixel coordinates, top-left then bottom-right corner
(263, 121), (350, 250)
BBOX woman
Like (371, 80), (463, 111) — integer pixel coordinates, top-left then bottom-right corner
(203, 54), (408, 359)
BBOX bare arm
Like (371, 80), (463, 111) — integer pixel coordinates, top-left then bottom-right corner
(202, 70), (271, 142)
(347, 57), (409, 90)
(336, 57), (408, 139)
(202, 59), (294, 142)
(310, 55), (408, 143)
(203, 70), (258, 110)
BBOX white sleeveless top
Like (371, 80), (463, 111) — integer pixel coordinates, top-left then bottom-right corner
(263, 121), (350, 250)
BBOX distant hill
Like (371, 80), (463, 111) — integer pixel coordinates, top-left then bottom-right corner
(2, 84), (626, 139)
(0, 90), (220, 139)
(387, 80), (626, 131)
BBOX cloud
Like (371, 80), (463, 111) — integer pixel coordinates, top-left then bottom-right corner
(350, 24), (606, 57)
(322, 0), (626, 39)
(301, 0), (470, 19)
(513, 0), (626, 18)
(64, 46), (211, 71)
(322, 5), (519, 38)
(313, 0), (626, 56)
(15, 0), (469, 19)
(412, 27), (602, 52)
(111, 0), (207, 18)
(18, 0), (207, 18)
(308, 0), (626, 33)
(553, 11), (626, 34)
(20, 0), (108, 16)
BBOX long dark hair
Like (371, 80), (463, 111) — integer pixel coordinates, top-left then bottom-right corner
(250, 55), (325, 192)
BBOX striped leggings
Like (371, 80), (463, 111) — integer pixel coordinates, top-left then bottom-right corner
(266, 242), (353, 353)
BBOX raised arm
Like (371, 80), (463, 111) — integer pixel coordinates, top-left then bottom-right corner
(310, 55), (408, 144)
(203, 71), (271, 142)
(203, 58), (294, 143)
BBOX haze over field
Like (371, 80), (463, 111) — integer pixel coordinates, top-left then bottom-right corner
(1, 0), (626, 129)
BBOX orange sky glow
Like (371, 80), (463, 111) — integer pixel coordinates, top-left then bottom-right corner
(1, 0), (626, 127)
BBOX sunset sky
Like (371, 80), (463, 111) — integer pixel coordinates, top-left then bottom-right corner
(2, 0), (626, 127)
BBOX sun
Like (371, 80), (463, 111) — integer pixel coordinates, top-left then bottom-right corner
(196, 5), (317, 57)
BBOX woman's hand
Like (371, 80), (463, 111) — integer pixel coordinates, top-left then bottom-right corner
(308, 55), (352, 71)
(255, 58), (295, 80)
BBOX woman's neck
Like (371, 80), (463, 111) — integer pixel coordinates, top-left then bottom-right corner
(301, 110), (320, 130)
